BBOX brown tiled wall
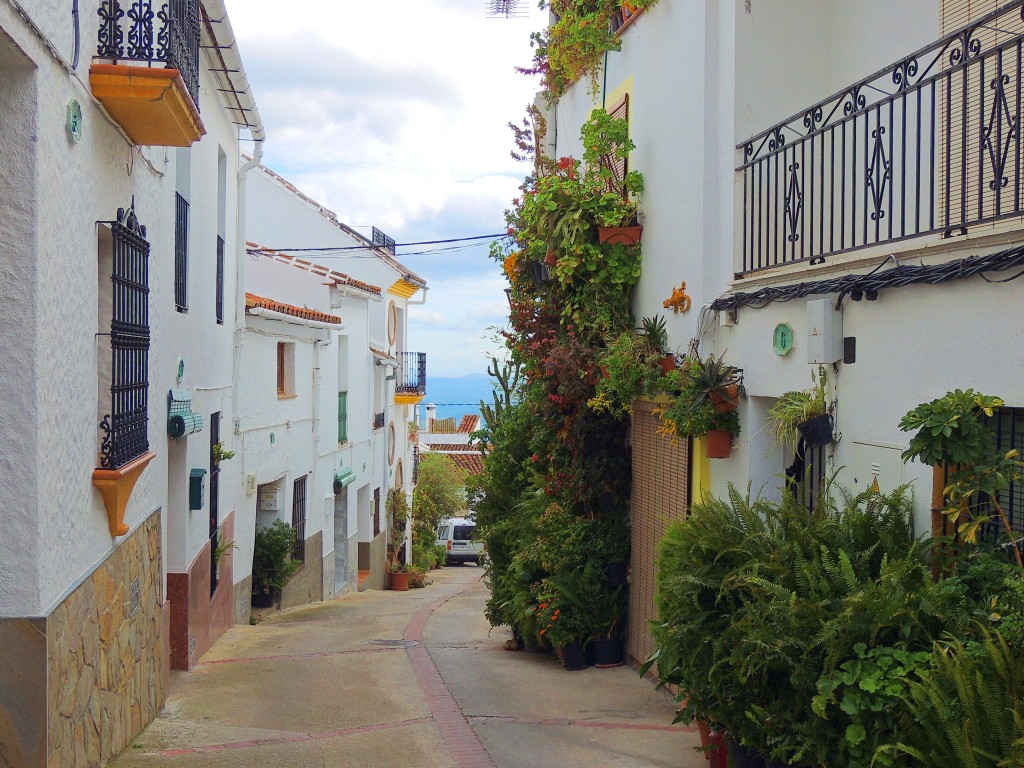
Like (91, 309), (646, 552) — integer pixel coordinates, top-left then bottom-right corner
(168, 513), (236, 670)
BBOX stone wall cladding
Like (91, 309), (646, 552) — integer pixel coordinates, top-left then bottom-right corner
(46, 511), (165, 768)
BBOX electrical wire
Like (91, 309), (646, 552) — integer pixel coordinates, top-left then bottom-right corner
(710, 244), (1024, 312)
(256, 234), (507, 253)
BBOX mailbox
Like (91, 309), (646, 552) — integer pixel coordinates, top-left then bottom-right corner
(189, 468), (207, 510)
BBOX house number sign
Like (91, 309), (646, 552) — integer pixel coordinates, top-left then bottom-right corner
(773, 323), (794, 356)
(66, 100), (83, 144)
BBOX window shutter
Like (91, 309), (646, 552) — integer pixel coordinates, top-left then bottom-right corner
(338, 392), (347, 443)
(939, 0), (1023, 228)
(608, 94), (629, 196)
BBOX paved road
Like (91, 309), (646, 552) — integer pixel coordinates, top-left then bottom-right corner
(110, 566), (703, 767)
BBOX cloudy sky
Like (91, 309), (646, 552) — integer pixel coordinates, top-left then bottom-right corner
(228, 0), (546, 376)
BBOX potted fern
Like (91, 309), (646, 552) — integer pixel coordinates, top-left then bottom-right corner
(767, 366), (831, 450)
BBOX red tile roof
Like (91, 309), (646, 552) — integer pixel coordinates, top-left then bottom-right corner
(422, 443), (477, 452)
(247, 243), (383, 297)
(245, 293), (343, 325)
(449, 453), (484, 475)
(457, 415), (480, 433)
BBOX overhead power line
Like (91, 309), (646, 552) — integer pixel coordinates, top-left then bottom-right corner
(256, 233), (507, 253)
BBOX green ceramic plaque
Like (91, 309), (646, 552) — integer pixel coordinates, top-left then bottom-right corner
(773, 323), (794, 356)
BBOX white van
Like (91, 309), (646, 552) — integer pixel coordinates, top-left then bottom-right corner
(436, 517), (484, 565)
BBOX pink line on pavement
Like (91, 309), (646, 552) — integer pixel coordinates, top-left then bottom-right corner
(468, 715), (695, 732)
(403, 574), (497, 768)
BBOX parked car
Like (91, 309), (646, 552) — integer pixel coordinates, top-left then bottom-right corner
(436, 517), (484, 565)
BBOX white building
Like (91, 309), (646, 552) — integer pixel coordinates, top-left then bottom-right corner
(0, 0), (263, 763)
(543, 0), (1024, 666)
(239, 164), (428, 602)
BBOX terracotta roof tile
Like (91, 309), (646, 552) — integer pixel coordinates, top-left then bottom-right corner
(245, 293), (343, 325)
(448, 452), (484, 475)
(422, 443), (477, 452)
(246, 243), (383, 297)
(457, 415), (480, 433)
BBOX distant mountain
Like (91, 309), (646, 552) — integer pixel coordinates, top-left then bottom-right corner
(424, 373), (492, 423)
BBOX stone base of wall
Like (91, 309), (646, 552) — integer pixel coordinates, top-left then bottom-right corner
(357, 533), (387, 591)
(0, 510), (167, 768)
(280, 531), (324, 610)
(233, 574), (252, 625)
(167, 513), (235, 671)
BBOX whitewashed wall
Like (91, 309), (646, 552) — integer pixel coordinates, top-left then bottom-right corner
(0, 0), (251, 617)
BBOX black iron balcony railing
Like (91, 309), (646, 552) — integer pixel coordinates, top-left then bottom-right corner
(396, 352), (427, 396)
(738, 1), (1024, 276)
(97, 0), (201, 108)
(373, 412), (386, 430)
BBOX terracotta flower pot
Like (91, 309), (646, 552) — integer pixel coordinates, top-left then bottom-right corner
(709, 384), (739, 412)
(658, 354), (677, 374)
(707, 730), (728, 768)
(597, 225), (643, 246)
(544, 250), (558, 266)
(705, 430), (732, 459)
(389, 571), (410, 591)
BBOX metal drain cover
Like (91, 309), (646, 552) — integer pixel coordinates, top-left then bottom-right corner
(365, 639), (420, 648)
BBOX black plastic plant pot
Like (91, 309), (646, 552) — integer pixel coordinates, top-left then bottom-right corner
(797, 413), (833, 446)
(592, 637), (624, 668)
(251, 590), (276, 609)
(604, 561), (628, 587)
(726, 737), (765, 768)
(561, 641), (590, 671)
(527, 262), (551, 285)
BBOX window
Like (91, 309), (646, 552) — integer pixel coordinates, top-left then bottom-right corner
(373, 487), (381, 537)
(216, 147), (226, 325)
(209, 412), (220, 596)
(174, 192), (189, 312)
(215, 235), (224, 325)
(980, 408), (1024, 542)
(338, 391), (348, 443)
(277, 342), (295, 397)
(605, 95), (629, 196)
(292, 475), (307, 563)
(97, 205), (151, 469)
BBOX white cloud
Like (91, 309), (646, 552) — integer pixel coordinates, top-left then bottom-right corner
(229, 0), (541, 377)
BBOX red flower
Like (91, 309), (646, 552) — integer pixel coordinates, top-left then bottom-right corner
(531, 454), (539, 462)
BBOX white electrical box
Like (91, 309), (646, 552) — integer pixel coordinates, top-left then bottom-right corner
(258, 488), (280, 512)
(849, 441), (904, 495)
(245, 473), (257, 496)
(807, 299), (843, 364)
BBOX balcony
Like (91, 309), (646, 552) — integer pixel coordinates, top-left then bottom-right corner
(90, 0), (205, 146)
(737, 2), (1024, 278)
(394, 352), (427, 405)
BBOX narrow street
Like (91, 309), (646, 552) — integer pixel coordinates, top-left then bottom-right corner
(108, 568), (700, 767)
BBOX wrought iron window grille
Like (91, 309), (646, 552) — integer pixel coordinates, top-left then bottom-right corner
(215, 235), (225, 325)
(292, 475), (307, 563)
(209, 411), (220, 596)
(174, 192), (188, 312)
(98, 203), (151, 470)
(97, 0), (201, 108)
(738, 0), (1024, 276)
